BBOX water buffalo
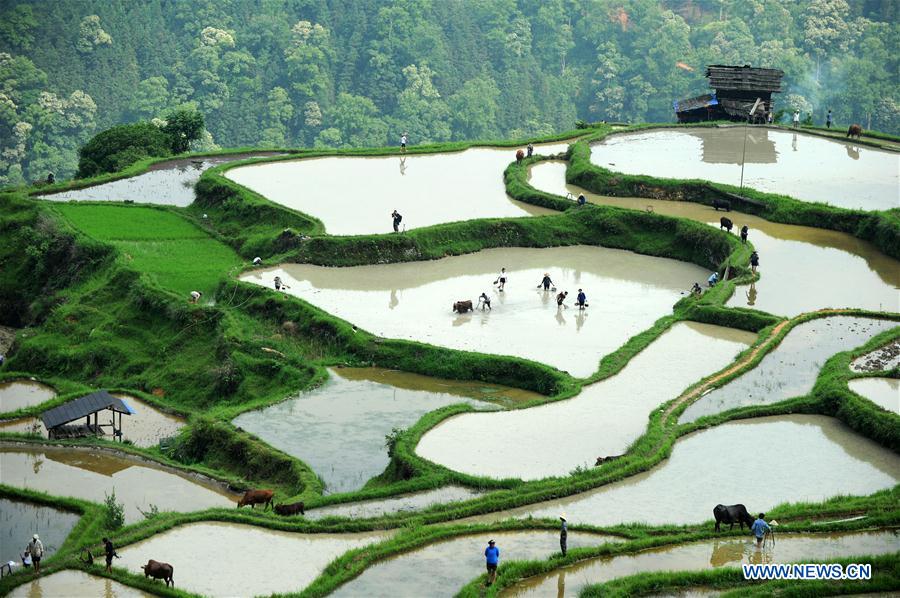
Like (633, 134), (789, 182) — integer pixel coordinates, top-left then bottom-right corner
(274, 501), (305, 516)
(720, 217), (733, 232)
(847, 124), (862, 139)
(594, 454), (623, 466)
(713, 503), (754, 532)
(712, 199), (731, 211)
(142, 560), (174, 587)
(453, 300), (473, 313)
(237, 489), (274, 510)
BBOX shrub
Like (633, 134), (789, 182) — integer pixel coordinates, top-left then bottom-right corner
(162, 108), (204, 154)
(77, 122), (171, 177)
(103, 489), (125, 530)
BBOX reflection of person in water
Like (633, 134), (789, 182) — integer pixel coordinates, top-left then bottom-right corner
(575, 308), (587, 331)
(746, 282), (757, 306)
(389, 289), (399, 309)
(399, 156), (407, 175)
(792, 133), (798, 152)
(556, 569), (566, 598)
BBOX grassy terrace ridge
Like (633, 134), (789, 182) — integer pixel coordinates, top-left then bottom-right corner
(0, 124), (898, 596)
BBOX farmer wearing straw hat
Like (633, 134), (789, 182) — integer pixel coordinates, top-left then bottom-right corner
(27, 534), (44, 573)
(559, 515), (568, 556)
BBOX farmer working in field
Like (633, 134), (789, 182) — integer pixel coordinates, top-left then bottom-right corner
(26, 534), (44, 573)
(751, 513), (771, 547)
(538, 273), (554, 291)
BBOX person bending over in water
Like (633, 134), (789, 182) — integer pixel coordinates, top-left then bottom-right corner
(274, 276), (290, 291)
(751, 513), (771, 548)
(707, 272), (719, 287)
(477, 292), (492, 310)
(556, 290), (568, 308)
(575, 289), (587, 309)
(577, 194), (586, 206)
(538, 273), (554, 290)
(691, 282), (702, 296)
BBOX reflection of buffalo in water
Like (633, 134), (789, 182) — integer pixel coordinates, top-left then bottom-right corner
(713, 503), (754, 532)
(712, 199), (731, 211)
(453, 300), (473, 313)
(142, 560), (174, 587)
(846, 145), (860, 160)
(847, 124), (862, 139)
(720, 217), (733, 232)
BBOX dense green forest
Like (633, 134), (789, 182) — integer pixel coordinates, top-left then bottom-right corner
(1, 0), (898, 184)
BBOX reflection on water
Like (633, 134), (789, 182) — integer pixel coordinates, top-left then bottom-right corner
(109, 394), (184, 448)
(848, 378), (899, 414)
(241, 246), (707, 378)
(40, 153), (280, 207)
(234, 367), (538, 493)
(333, 530), (621, 598)
(9, 570), (154, 598)
(0, 499), (79, 565)
(0, 446), (238, 523)
(307, 485), (485, 520)
(504, 530), (900, 597)
(529, 162), (900, 317)
(680, 317), (896, 423)
(589, 128), (899, 210)
(116, 522), (390, 597)
(416, 322), (754, 480)
(226, 143), (571, 235)
(465, 415), (899, 527)
(0, 380), (56, 413)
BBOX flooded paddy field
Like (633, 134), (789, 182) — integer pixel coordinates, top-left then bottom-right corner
(241, 246), (708, 378)
(0, 380), (56, 413)
(849, 378), (899, 414)
(225, 143), (572, 235)
(504, 530), (900, 597)
(0, 498), (79, 565)
(110, 394), (184, 448)
(9, 570), (154, 598)
(529, 162), (900, 316)
(680, 316), (897, 423)
(0, 445), (238, 524)
(852, 340), (900, 372)
(416, 322), (754, 480)
(0, 416), (42, 434)
(116, 522), (391, 597)
(332, 530), (623, 597)
(39, 153), (281, 207)
(306, 485), (485, 520)
(588, 127), (899, 211)
(235, 367), (536, 493)
(465, 415), (900, 527)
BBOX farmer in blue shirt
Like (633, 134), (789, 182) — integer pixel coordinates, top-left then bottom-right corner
(751, 513), (771, 547)
(484, 539), (500, 586)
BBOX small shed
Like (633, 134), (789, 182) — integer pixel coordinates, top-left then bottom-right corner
(675, 65), (784, 123)
(41, 390), (133, 441)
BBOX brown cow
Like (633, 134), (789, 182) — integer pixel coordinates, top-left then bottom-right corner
(452, 300), (473, 313)
(515, 149), (525, 164)
(847, 124), (862, 139)
(142, 560), (174, 587)
(274, 501), (306, 516)
(237, 489), (274, 510)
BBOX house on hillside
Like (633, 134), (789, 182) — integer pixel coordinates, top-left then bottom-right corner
(674, 65), (784, 123)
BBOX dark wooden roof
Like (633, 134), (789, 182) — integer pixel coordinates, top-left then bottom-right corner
(41, 390), (133, 429)
(706, 65), (784, 93)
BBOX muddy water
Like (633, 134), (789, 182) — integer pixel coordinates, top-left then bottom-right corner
(589, 128), (900, 211)
(110, 394), (184, 448)
(241, 246), (707, 378)
(225, 143), (571, 235)
(235, 367), (536, 494)
(0, 445), (238, 524)
(0, 499), (79, 565)
(466, 415), (900, 527)
(333, 530), (622, 598)
(504, 530), (900, 597)
(529, 162), (900, 316)
(9, 570), (154, 598)
(416, 322), (754, 480)
(680, 316), (897, 423)
(852, 340), (900, 372)
(849, 378), (899, 414)
(0, 380), (56, 413)
(117, 522), (391, 597)
(0, 417), (42, 434)
(40, 153), (280, 207)
(307, 485), (485, 520)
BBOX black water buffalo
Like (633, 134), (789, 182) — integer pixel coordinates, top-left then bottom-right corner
(142, 560), (174, 587)
(453, 300), (473, 313)
(713, 503), (754, 532)
(274, 501), (306, 516)
(712, 199), (731, 211)
(847, 124), (862, 139)
(720, 217), (733, 232)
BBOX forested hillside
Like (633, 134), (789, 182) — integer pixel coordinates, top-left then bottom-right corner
(2, 0), (897, 184)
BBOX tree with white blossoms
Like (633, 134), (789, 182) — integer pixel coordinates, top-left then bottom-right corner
(590, 42), (626, 122)
(285, 20), (333, 111)
(803, 0), (854, 82)
(393, 64), (450, 144)
(76, 15), (112, 53)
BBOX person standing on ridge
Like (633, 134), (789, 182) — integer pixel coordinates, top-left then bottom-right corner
(400, 132), (408, 153)
(484, 539), (500, 586)
(103, 537), (117, 573)
(740, 225), (749, 244)
(27, 534), (44, 573)
(792, 109), (800, 128)
(750, 251), (760, 274)
(526, 143), (534, 157)
(559, 515), (568, 556)
(391, 209), (403, 233)
(826, 109), (833, 129)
